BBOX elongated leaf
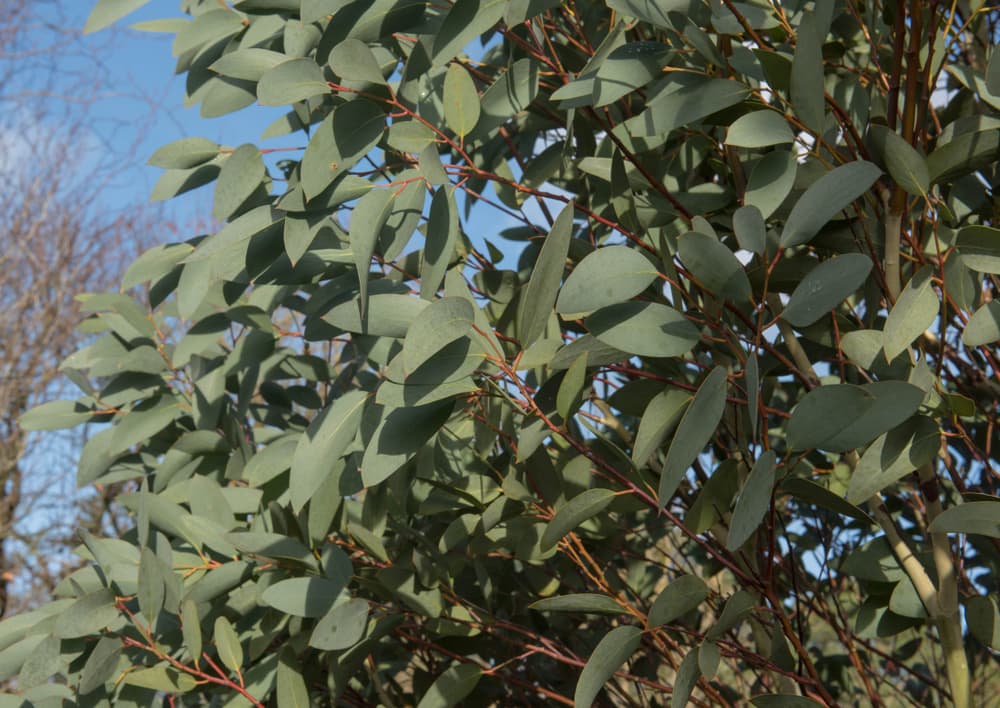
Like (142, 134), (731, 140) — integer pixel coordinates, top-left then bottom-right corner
(966, 595), (1000, 649)
(19, 400), (96, 431)
(443, 64), (480, 138)
(350, 188), (395, 320)
(632, 389), (690, 468)
(648, 575), (709, 627)
(587, 302), (700, 358)
(574, 626), (642, 708)
(781, 253), (872, 327)
(261, 577), (346, 618)
(361, 402), (453, 486)
(432, 0), (506, 64)
(630, 78), (748, 136)
(541, 488), (615, 550)
(416, 663), (483, 708)
(659, 368), (728, 503)
(422, 187), (460, 299)
(847, 416), (939, 504)
(557, 245), (658, 317)
(928, 501), (1000, 538)
(85, 0), (151, 34)
(870, 125), (930, 197)
(214, 616), (243, 676)
(529, 594), (623, 614)
(518, 205), (573, 346)
(290, 391), (367, 512)
(148, 137), (220, 169)
(403, 297), (476, 374)
(733, 205), (766, 255)
(181, 600), (202, 665)
(210, 48), (286, 81)
(727, 451), (777, 550)
(670, 650), (702, 708)
(956, 225), (1000, 273)
(781, 161), (881, 247)
(752, 696), (825, 708)
(791, 13), (824, 133)
(884, 266), (937, 361)
(781, 478), (872, 522)
(78, 636), (122, 695)
(277, 648), (310, 708)
(329, 39), (386, 84)
(301, 100), (385, 199)
(213, 143), (264, 221)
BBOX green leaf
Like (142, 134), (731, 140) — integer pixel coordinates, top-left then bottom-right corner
(587, 302), (701, 358)
(956, 225), (1000, 273)
(733, 205), (766, 255)
(172, 10), (245, 56)
(277, 648), (310, 708)
(727, 451), (777, 550)
(54, 589), (122, 638)
(147, 137), (220, 169)
(419, 143), (449, 185)
(361, 402), (453, 487)
(557, 353), (589, 420)
(541, 488), (616, 550)
(966, 595), (1000, 649)
(659, 367), (728, 503)
(181, 599), (202, 665)
(261, 577), (347, 618)
(786, 384), (874, 452)
(678, 231), (752, 301)
(606, 0), (686, 28)
(725, 110), (794, 148)
(629, 77), (749, 137)
(123, 665), (198, 693)
(432, 0), (506, 65)
(210, 48), (286, 81)
(988, 49), (1000, 96)
(444, 64), (480, 138)
(19, 400), (95, 431)
(137, 548), (166, 622)
(698, 641), (721, 679)
(869, 125), (930, 197)
(350, 188), (395, 320)
(781, 253), (873, 327)
(291, 391), (367, 512)
(780, 478), (872, 522)
(529, 594), (623, 614)
(648, 575), (709, 627)
(790, 13), (825, 133)
(706, 589), (755, 639)
(928, 501), (1000, 538)
(402, 298), (476, 374)
(257, 58), (328, 106)
(884, 265), (937, 361)
(329, 39), (386, 85)
(300, 100), (385, 199)
(574, 625), (642, 708)
(422, 187), (461, 300)
(556, 245), (659, 317)
(310, 599), (369, 651)
(84, 0), (151, 34)
(669, 649), (701, 708)
(632, 389), (690, 469)
(746, 149), (797, 219)
(847, 416), (940, 504)
(963, 301), (1000, 346)
(518, 204), (573, 346)
(751, 696), (825, 708)
(78, 636), (122, 695)
(416, 663), (483, 708)
(213, 143), (264, 221)
(214, 616), (243, 676)
(780, 161), (881, 247)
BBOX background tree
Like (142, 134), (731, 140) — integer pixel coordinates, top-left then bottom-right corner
(0, 0), (148, 617)
(4, 0), (1000, 706)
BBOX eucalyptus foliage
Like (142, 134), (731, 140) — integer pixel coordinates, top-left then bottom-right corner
(7, 0), (1000, 706)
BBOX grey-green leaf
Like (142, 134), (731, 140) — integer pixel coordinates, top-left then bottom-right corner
(726, 110), (794, 148)
(632, 389), (690, 469)
(587, 302), (701, 358)
(726, 451), (777, 550)
(518, 204), (573, 346)
(963, 301), (1000, 346)
(350, 188), (395, 320)
(557, 246), (659, 317)
(786, 385), (874, 451)
(870, 125), (930, 197)
(541, 488), (616, 550)
(443, 63), (480, 138)
(261, 577), (347, 618)
(85, 0), (151, 34)
(648, 575), (709, 627)
(529, 594), (623, 614)
(213, 144), (264, 221)
(257, 58), (329, 106)
(781, 161), (881, 247)
(927, 501), (1000, 538)
(659, 367), (728, 504)
(310, 599), (369, 651)
(214, 616), (243, 676)
(746, 150), (797, 219)
(416, 663), (483, 708)
(781, 254), (872, 327)
(678, 231), (752, 301)
(791, 13), (825, 133)
(884, 265), (937, 362)
(574, 625), (642, 708)
(421, 188), (461, 300)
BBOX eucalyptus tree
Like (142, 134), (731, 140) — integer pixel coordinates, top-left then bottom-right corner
(5, 0), (1000, 706)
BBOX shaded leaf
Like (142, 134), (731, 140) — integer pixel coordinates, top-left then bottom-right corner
(541, 488), (615, 550)
(648, 575), (709, 627)
(213, 143), (264, 221)
(956, 225), (1000, 274)
(782, 253), (872, 327)
(963, 301), (1000, 346)
(928, 501), (1000, 538)
(361, 402), (453, 486)
(870, 125), (930, 197)
(587, 302), (700, 358)
(746, 149), (797, 219)
(631, 389), (689, 468)
(261, 577), (347, 618)
(670, 650), (701, 708)
(518, 204), (573, 346)
(791, 13), (825, 133)
(678, 231), (752, 301)
(416, 663), (483, 708)
(301, 100), (385, 200)
(884, 266), (937, 361)
(726, 110), (794, 148)
(781, 161), (881, 247)
(529, 594), (623, 614)
(727, 451), (777, 551)
(574, 626), (642, 708)
(310, 599), (369, 651)
(422, 187), (461, 300)
(786, 385), (873, 452)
